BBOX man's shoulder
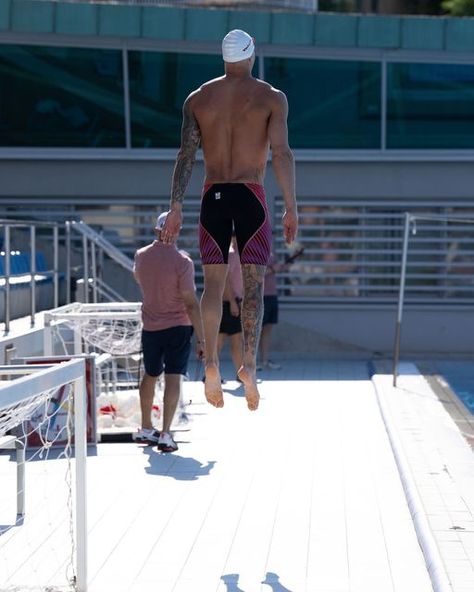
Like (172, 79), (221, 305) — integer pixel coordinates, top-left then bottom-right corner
(253, 77), (281, 93)
(186, 76), (225, 101)
(135, 242), (155, 257)
(201, 75), (225, 89)
(177, 248), (194, 266)
(252, 79), (286, 104)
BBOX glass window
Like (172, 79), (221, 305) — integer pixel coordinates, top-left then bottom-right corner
(129, 51), (223, 148)
(264, 58), (381, 149)
(387, 62), (474, 149)
(0, 45), (125, 147)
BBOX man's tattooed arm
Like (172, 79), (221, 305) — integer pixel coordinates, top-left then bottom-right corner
(171, 99), (201, 207)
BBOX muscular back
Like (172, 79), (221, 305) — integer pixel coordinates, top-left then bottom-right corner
(189, 76), (278, 184)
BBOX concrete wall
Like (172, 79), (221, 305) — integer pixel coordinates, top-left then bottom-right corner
(2, 157), (474, 201)
(2, 304), (472, 361)
(272, 306), (474, 356)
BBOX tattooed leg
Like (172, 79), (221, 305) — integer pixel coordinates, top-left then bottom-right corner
(237, 264), (266, 411)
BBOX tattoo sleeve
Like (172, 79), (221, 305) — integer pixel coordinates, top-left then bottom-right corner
(241, 264), (266, 359)
(171, 101), (201, 206)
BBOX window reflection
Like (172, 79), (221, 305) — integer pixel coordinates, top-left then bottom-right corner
(265, 57), (381, 148)
(387, 62), (474, 148)
(129, 51), (223, 148)
(0, 45), (125, 147)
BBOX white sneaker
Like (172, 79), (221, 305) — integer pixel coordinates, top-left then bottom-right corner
(132, 428), (160, 444)
(264, 360), (282, 370)
(158, 431), (178, 453)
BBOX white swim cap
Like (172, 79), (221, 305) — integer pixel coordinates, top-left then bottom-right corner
(155, 211), (169, 230)
(222, 29), (255, 63)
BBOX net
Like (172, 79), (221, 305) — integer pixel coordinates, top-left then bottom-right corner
(44, 303), (157, 436)
(0, 387), (61, 439)
(0, 361), (87, 592)
(45, 303), (143, 357)
(43, 302), (192, 436)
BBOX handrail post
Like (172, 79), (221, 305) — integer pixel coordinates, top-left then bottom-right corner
(4, 225), (11, 335)
(91, 241), (98, 303)
(53, 225), (59, 308)
(99, 245), (104, 289)
(65, 221), (71, 304)
(30, 225), (36, 327)
(392, 212), (411, 387)
(82, 233), (89, 304)
(43, 312), (53, 356)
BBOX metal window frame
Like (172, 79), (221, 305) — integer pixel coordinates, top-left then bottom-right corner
(1, 34), (474, 158)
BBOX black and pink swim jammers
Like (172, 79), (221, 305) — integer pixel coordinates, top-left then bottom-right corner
(199, 183), (272, 265)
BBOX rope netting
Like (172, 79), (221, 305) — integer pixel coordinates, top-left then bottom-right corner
(0, 387), (60, 439)
(56, 316), (142, 356)
(0, 380), (77, 592)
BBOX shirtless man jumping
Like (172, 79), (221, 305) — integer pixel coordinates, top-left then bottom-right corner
(161, 29), (297, 411)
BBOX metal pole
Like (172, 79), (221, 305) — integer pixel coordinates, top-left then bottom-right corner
(82, 234), (89, 304)
(91, 242), (98, 303)
(66, 221), (72, 304)
(30, 225), (36, 327)
(392, 212), (411, 387)
(16, 440), (25, 517)
(53, 225), (59, 308)
(4, 225), (11, 335)
(74, 371), (88, 592)
(122, 47), (132, 150)
(381, 58), (387, 151)
(98, 246), (104, 292)
(74, 324), (82, 356)
(43, 312), (53, 356)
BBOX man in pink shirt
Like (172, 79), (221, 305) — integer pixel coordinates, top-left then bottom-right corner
(133, 211), (204, 452)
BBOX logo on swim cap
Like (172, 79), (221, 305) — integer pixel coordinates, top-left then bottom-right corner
(155, 211), (169, 230)
(222, 30), (255, 63)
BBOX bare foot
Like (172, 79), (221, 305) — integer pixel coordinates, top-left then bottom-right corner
(237, 366), (260, 411)
(204, 364), (224, 408)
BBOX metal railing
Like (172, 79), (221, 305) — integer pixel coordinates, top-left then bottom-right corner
(392, 212), (474, 387)
(1, 219), (60, 335)
(2, 198), (474, 330)
(274, 198), (474, 306)
(1, 218), (135, 334)
(66, 220), (134, 305)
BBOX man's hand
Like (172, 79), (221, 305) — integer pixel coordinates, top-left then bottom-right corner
(195, 339), (205, 360)
(230, 299), (240, 317)
(282, 209), (298, 245)
(161, 209), (182, 244)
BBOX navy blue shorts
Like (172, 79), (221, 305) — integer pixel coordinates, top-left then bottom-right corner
(142, 326), (192, 377)
(262, 295), (279, 325)
(219, 301), (242, 336)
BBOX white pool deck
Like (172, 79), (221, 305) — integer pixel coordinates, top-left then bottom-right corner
(1, 358), (474, 592)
